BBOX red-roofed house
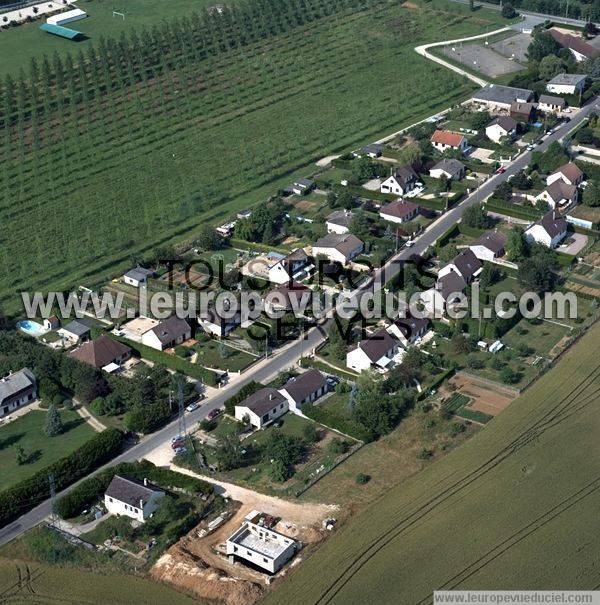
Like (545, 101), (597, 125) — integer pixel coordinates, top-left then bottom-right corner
(430, 130), (468, 154)
(379, 200), (419, 224)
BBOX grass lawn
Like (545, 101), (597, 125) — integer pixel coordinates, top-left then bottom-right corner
(0, 407), (95, 491)
(0, 0), (220, 79)
(193, 339), (257, 373)
(0, 0), (509, 312)
(502, 318), (572, 358)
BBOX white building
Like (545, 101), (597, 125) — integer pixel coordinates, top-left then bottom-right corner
(141, 316), (191, 350)
(234, 388), (288, 429)
(268, 249), (312, 284)
(0, 368), (37, 418)
(123, 266), (154, 288)
(429, 158), (465, 181)
(379, 200), (419, 224)
(312, 233), (364, 264)
(438, 249), (482, 284)
(546, 163), (584, 187)
(430, 130), (468, 154)
(226, 520), (297, 574)
(197, 308), (240, 338)
(536, 181), (577, 210)
(346, 329), (400, 373)
(469, 231), (506, 262)
(325, 210), (354, 234)
(537, 94), (566, 114)
(47, 8), (87, 26)
(380, 165), (419, 195)
(470, 84), (534, 112)
(525, 212), (568, 248)
(485, 116), (517, 144)
(278, 369), (327, 413)
(546, 73), (588, 95)
(386, 314), (429, 347)
(104, 475), (165, 523)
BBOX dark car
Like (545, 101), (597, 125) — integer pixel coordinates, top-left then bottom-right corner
(207, 408), (222, 421)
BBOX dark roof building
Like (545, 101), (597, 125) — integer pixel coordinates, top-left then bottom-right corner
(62, 319), (91, 340)
(471, 84), (534, 106)
(0, 368), (37, 413)
(105, 475), (164, 508)
(313, 233), (364, 261)
(430, 158), (466, 180)
(471, 231), (507, 255)
(265, 282), (311, 311)
(538, 94), (566, 108)
(356, 329), (399, 363)
(326, 210), (354, 229)
(451, 249), (483, 282)
(280, 369), (327, 407)
(148, 317), (191, 347)
(379, 200), (419, 221)
(70, 335), (132, 369)
(488, 116), (517, 132)
(239, 388), (287, 416)
(436, 271), (467, 301)
(535, 211), (568, 238)
(392, 165), (419, 187)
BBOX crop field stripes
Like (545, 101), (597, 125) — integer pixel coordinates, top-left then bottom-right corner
(313, 360), (600, 605)
(0, 563), (45, 601)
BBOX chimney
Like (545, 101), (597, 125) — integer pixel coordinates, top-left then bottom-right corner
(269, 393), (274, 400)
(140, 499), (144, 510)
(143, 477), (148, 486)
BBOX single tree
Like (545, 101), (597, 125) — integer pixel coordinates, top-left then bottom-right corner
(44, 404), (63, 436)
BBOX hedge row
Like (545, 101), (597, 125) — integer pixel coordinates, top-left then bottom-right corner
(302, 403), (372, 442)
(0, 428), (125, 528)
(299, 357), (359, 380)
(485, 198), (542, 221)
(113, 337), (219, 386)
(229, 238), (290, 254)
(56, 459), (213, 519)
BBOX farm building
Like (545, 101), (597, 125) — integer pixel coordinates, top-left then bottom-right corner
(546, 73), (588, 95)
(548, 30), (599, 62)
(123, 266), (154, 288)
(226, 520), (298, 574)
(325, 210), (354, 234)
(429, 159), (465, 181)
(485, 116), (517, 143)
(104, 475), (165, 523)
(430, 130), (468, 154)
(70, 335), (132, 371)
(234, 388), (288, 429)
(537, 94), (566, 113)
(469, 231), (507, 262)
(141, 316), (191, 350)
(380, 165), (419, 195)
(470, 84), (534, 111)
(289, 178), (315, 195)
(379, 200), (419, 224)
(346, 329), (400, 373)
(312, 233), (364, 264)
(547, 163), (584, 187)
(525, 211), (568, 248)
(279, 368), (328, 413)
(0, 368), (37, 419)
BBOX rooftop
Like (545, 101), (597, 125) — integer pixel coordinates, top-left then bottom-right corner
(471, 231), (506, 254)
(63, 319), (91, 337)
(357, 329), (399, 363)
(0, 368), (36, 404)
(471, 84), (533, 105)
(488, 116), (517, 132)
(238, 387), (286, 416)
(70, 335), (131, 369)
(281, 369), (326, 404)
(553, 162), (583, 183)
(314, 233), (363, 257)
(326, 210), (354, 228)
(431, 158), (465, 176)
(529, 211), (568, 238)
(547, 73), (588, 86)
(124, 266), (153, 282)
(105, 475), (163, 508)
(380, 200), (419, 220)
(431, 130), (465, 147)
(228, 521), (295, 560)
(149, 316), (191, 345)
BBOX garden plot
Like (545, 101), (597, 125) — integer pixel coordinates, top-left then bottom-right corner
(443, 373), (517, 418)
(441, 43), (524, 77)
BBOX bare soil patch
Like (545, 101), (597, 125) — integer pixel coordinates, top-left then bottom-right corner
(446, 374), (517, 416)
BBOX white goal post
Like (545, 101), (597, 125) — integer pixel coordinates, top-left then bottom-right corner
(112, 11), (125, 19)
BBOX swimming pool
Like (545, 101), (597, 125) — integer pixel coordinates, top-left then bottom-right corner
(16, 320), (49, 338)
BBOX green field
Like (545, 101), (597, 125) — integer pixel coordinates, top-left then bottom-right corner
(265, 321), (600, 604)
(0, 0), (219, 78)
(0, 408), (95, 490)
(0, 0), (509, 312)
(0, 557), (201, 604)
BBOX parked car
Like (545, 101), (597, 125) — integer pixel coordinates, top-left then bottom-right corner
(495, 167), (506, 174)
(186, 401), (200, 413)
(173, 446), (187, 455)
(171, 435), (183, 444)
(207, 408), (222, 421)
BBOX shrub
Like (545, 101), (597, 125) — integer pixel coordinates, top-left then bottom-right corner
(200, 418), (217, 432)
(123, 402), (171, 434)
(356, 473), (370, 485)
(418, 447), (433, 460)
(303, 423), (320, 443)
(329, 438), (350, 455)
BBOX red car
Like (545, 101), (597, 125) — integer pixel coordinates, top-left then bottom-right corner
(207, 408), (222, 421)
(495, 167), (506, 174)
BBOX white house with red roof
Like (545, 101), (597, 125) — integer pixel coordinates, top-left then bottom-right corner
(430, 130), (468, 154)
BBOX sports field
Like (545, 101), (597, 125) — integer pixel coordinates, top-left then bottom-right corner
(265, 320), (600, 604)
(0, 0), (508, 312)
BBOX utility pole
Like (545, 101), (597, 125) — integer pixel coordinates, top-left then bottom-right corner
(48, 473), (58, 530)
(177, 383), (187, 440)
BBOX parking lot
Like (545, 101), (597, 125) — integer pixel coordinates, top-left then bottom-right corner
(441, 42), (524, 78)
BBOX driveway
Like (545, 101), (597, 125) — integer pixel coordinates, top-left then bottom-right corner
(558, 233), (588, 256)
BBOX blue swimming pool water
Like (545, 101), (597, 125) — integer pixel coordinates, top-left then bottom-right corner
(16, 320), (49, 337)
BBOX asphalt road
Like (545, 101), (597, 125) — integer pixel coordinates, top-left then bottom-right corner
(0, 97), (597, 549)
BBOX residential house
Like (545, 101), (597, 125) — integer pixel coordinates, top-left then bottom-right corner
(438, 249), (483, 284)
(312, 233), (364, 264)
(547, 162), (584, 187)
(61, 319), (91, 343)
(346, 329), (400, 373)
(104, 475), (165, 523)
(510, 102), (535, 122)
(234, 388), (288, 429)
(141, 316), (191, 350)
(123, 266), (154, 288)
(290, 178), (314, 195)
(485, 116), (517, 143)
(379, 200), (419, 224)
(469, 231), (507, 262)
(548, 30), (599, 62)
(537, 94), (566, 113)
(354, 143), (383, 158)
(226, 520), (297, 574)
(279, 369), (328, 413)
(70, 335), (132, 370)
(421, 271), (467, 316)
(430, 130), (468, 154)
(470, 84), (534, 111)
(546, 73), (588, 95)
(237, 209), (252, 220)
(264, 282), (311, 315)
(429, 159), (466, 181)
(44, 316), (60, 331)
(536, 180), (578, 210)
(268, 249), (313, 284)
(198, 308), (241, 338)
(380, 165), (419, 195)
(386, 313), (430, 346)
(525, 211), (568, 248)
(325, 210), (354, 234)
(0, 368), (37, 418)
